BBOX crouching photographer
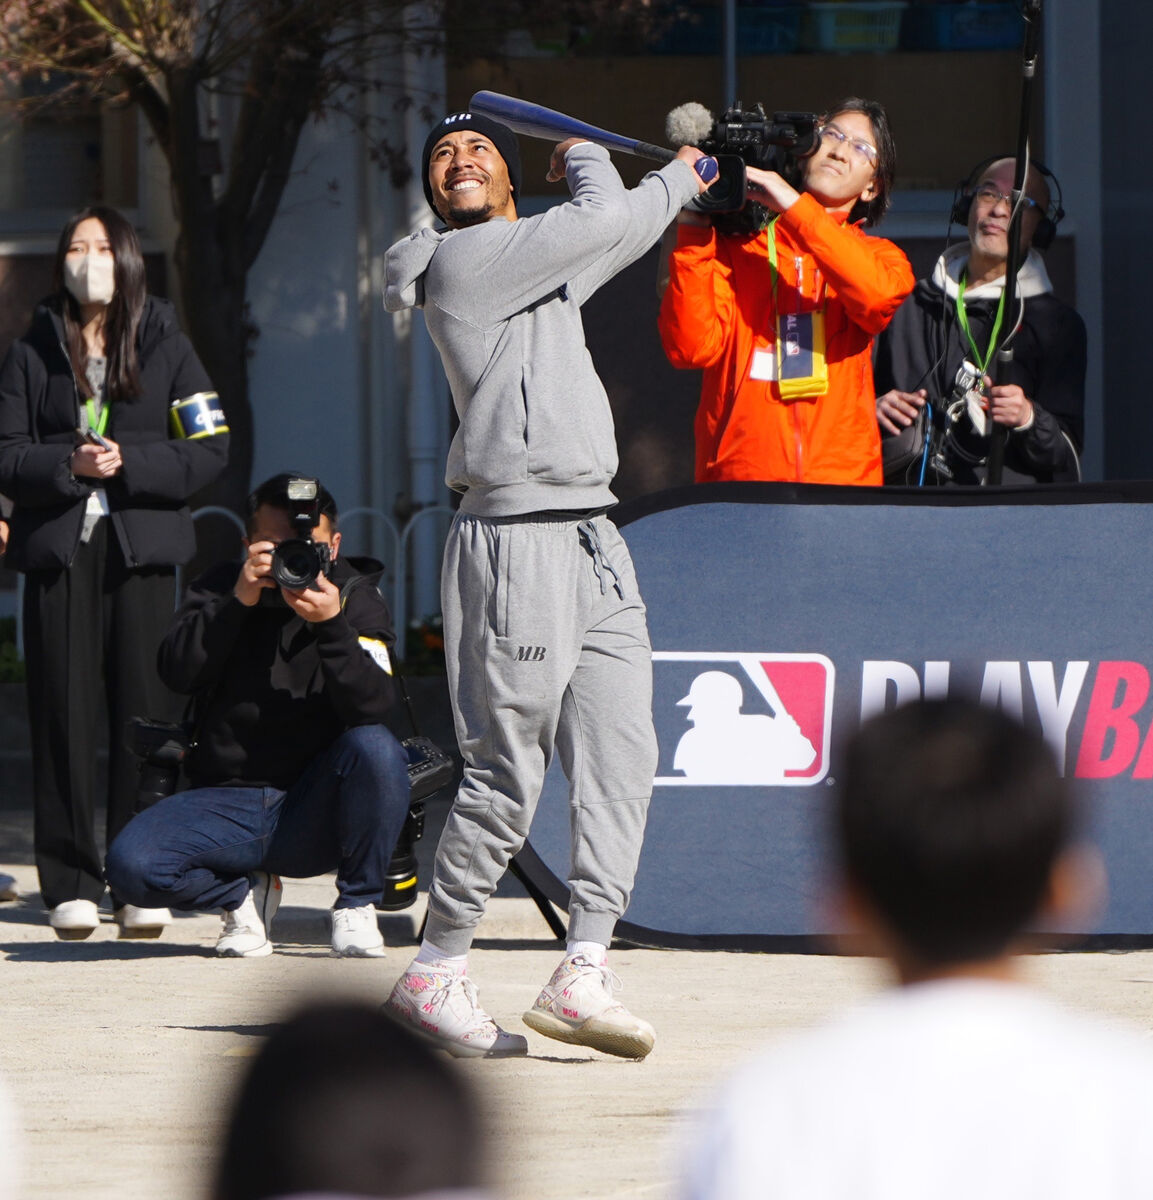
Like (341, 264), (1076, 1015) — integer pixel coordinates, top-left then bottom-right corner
(105, 472), (411, 958)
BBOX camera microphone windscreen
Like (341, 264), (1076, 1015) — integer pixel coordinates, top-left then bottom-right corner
(666, 102), (713, 147)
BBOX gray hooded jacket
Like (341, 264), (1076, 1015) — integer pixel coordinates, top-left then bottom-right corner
(385, 143), (699, 516)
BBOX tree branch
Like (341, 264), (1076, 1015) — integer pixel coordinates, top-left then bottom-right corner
(74, 0), (148, 59)
(125, 70), (170, 148)
(218, 20), (329, 257)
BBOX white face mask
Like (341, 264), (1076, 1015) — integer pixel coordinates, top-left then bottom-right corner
(63, 253), (116, 306)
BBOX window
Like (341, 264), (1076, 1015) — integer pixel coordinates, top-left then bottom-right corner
(0, 76), (139, 228)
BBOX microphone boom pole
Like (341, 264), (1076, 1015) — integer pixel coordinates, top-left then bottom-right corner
(986, 0), (1043, 485)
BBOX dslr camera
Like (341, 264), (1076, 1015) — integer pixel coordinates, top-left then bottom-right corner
(271, 476), (333, 590)
(378, 736), (456, 911)
(378, 800), (426, 912)
(125, 716), (193, 811)
(695, 103), (819, 234)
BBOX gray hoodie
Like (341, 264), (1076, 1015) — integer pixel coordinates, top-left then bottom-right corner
(385, 143), (699, 516)
(931, 242), (1054, 305)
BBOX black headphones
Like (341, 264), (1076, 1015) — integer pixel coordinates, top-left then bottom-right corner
(949, 154), (1064, 250)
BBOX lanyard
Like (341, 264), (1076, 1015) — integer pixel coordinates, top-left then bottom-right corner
(85, 397), (108, 437)
(766, 215), (782, 299)
(766, 218), (798, 314)
(766, 218), (823, 318)
(955, 273), (1007, 375)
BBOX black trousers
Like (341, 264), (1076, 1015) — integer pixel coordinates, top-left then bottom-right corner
(23, 520), (179, 909)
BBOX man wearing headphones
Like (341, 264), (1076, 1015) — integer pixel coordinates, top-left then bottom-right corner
(874, 157), (1086, 485)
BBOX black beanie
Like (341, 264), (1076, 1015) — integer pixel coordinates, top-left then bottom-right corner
(421, 111), (522, 219)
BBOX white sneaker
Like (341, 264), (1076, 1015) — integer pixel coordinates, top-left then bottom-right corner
(523, 954), (656, 1059)
(0, 874), (18, 902)
(114, 905), (172, 940)
(216, 872), (281, 958)
(331, 904), (385, 958)
(385, 966), (528, 1059)
(48, 899), (100, 941)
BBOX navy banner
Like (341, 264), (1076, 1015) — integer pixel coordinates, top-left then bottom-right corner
(520, 482), (1153, 949)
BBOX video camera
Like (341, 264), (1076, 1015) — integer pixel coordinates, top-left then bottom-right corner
(271, 476), (333, 590)
(688, 102), (819, 235)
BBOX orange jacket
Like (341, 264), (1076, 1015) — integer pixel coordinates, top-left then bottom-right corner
(658, 194), (914, 485)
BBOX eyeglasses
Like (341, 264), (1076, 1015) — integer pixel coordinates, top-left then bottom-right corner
(972, 183), (1040, 211)
(817, 124), (877, 166)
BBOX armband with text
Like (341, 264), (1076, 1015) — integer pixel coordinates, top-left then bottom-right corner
(169, 392), (229, 439)
(358, 637), (393, 673)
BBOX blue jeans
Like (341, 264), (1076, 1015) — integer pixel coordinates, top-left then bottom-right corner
(106, 726), (410, 911)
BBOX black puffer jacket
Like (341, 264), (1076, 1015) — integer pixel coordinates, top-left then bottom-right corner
(0, 295), (229, 570)
(158, 556), (399, 789)
(874, 246), (1085, 486)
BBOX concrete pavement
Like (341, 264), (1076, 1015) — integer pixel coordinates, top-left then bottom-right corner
(6, 851), (1153, 1200)
(4, 662), (1153, 1200)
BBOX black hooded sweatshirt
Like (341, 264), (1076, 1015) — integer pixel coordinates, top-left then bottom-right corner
(0, 294), (228, 570)
(158, 556), (399, 789)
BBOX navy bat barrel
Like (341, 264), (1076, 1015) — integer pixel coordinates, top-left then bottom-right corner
(469, 91), (675, 163)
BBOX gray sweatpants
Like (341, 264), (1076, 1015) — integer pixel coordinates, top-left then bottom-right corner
(424, 510), (658, 955)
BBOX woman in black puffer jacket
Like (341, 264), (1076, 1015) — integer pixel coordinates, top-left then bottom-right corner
(0, 206), (229, 941)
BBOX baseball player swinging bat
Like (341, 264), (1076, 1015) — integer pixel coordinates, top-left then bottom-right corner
(469, 90), (719, 183)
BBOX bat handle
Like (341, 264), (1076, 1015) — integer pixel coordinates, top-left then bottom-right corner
(632, 140), (676, 163)
(632, 141), (717, 185)
(693, 156), (719, 184)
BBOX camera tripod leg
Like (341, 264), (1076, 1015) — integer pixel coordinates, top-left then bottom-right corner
(507, 854), (567, 940)
(415, 852), (567, 943)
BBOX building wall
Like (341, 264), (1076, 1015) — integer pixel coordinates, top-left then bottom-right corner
(1101, 1), (1152, 480)
(0, 50), (451, 623)
(0, 2), (1124, 629)
(451, 6), (1099, 493)
(245, 119), (373, 523)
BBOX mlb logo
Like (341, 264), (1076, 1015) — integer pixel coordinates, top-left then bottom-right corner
(652, 652), (834, 787)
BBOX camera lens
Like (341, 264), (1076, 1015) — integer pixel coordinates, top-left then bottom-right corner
(378, 845), (419, 911)
(377, 802), (425, 911)
(691, 154), (749, 214)
(271, 538), (321, 590)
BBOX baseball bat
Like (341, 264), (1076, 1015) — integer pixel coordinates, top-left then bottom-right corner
(469, 91), (675, 164)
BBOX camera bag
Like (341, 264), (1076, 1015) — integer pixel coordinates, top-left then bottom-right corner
(338, 569), (456, 802)
(881, 406), (929, 484)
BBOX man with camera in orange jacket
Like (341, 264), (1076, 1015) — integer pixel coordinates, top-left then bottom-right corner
(659, 97), (913, 486)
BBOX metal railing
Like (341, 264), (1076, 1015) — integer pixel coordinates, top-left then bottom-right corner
(176, 506), (248, 600)
(5, 503), (454, 664)
(393, 505), (455, 649)
(185, 503), (456, 660)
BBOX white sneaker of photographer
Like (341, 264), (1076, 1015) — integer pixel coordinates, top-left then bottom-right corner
(523, 953), (656, 1059)
(48, 899), (100, 941)
(331, 904), (385, 958)
(216, 872), (281, 958)
(114, 905), (172, 940)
